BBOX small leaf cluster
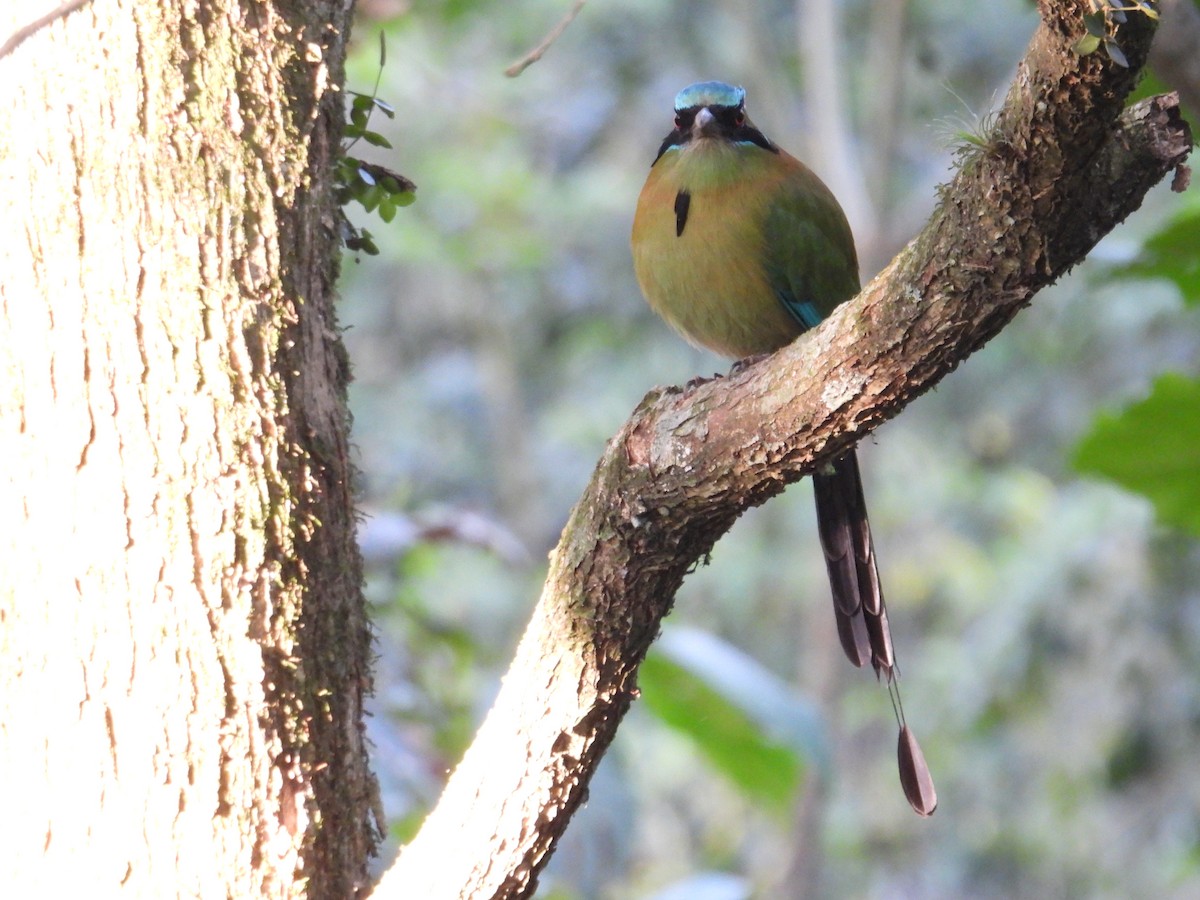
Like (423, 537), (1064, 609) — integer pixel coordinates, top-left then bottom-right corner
(1073, 0), (1158, 68)
(335, 92), (416, 255)
(335, 33), (415, 257)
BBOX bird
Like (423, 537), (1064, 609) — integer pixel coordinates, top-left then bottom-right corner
(631, 80), (936, 816)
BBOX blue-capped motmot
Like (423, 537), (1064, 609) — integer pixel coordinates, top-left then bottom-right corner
(631, 81), (935, 816)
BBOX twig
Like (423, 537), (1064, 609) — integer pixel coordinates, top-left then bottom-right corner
(504, 0), (587, 78)
(0, 0), (92, 61)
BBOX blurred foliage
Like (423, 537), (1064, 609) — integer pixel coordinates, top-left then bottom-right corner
(1073, 198), (1200, 536)
(639, 627), (831, 816)
(1113, 201), (1200, 301)
(344, 1), (1200, 897)
(1074, 373), (1200, 536)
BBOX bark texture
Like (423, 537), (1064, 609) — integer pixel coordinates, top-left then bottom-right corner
(378, 3), (1191, 898)
(0, 1), (377, 896)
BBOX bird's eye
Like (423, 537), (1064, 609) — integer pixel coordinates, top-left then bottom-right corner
(734, 110), (745, 126)
(674, 115), (684, 129)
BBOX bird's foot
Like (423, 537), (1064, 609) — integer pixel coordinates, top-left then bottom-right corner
(729, 352), (771, 376)
(683, 372), (724, 392)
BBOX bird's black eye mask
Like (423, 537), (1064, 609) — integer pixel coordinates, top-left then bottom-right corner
(652, 103), (777, 163)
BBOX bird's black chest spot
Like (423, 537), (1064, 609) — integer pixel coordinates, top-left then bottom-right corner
(674, 190), (691, 237)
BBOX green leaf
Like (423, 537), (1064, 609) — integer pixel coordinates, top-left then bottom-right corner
(1072, 373), (1200, 536)
(1112, 207), (1200, 305)
(378, 197), (397, 223)
(359, 184), (384, 212)
(1073, 33), (1102, 56)
(343, 226), (379, 256)
(363, 131), (393, 148)
(1133, 0), (1159, 19)
(1083, 11), (1107, 37)
(358, 230), (379, 255)
(1103, 38), (1129, 68)
(638, 627), (830, 815)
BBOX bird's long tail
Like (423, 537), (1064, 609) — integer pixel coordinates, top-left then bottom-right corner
(812, 450), (938, 817)
(812, 451), (893, 677)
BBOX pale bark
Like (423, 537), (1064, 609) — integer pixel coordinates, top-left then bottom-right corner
(378, 2), (1191, 898)
(0, 1), (376, 897)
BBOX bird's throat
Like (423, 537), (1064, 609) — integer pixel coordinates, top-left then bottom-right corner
(661, 138), (752, 192)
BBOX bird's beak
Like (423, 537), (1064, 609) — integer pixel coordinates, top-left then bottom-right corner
(692, 107), (717, 138)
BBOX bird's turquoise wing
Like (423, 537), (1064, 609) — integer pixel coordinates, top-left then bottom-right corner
(762, 164), (861, 329)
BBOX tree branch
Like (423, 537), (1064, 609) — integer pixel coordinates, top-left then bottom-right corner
(504, 0), (588, 78)
(0, 0), (92, 61)
(376, 2), (1191, 897)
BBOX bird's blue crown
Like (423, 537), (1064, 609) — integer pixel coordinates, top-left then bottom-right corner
(674, 81), (745, 112)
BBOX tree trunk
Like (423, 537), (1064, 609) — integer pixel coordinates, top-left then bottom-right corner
(0, 2), (377, 896)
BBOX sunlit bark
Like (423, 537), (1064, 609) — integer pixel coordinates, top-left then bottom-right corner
(0, 2), (377, 895)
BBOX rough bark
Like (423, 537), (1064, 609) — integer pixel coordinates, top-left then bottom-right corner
(0, 1), (377, 897)
(378, 2), (1191, 898)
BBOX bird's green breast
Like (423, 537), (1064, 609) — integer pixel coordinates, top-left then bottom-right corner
(631, 141), (859, 360)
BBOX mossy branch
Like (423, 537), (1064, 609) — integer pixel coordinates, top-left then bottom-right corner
(376, 3), (1190, 898)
